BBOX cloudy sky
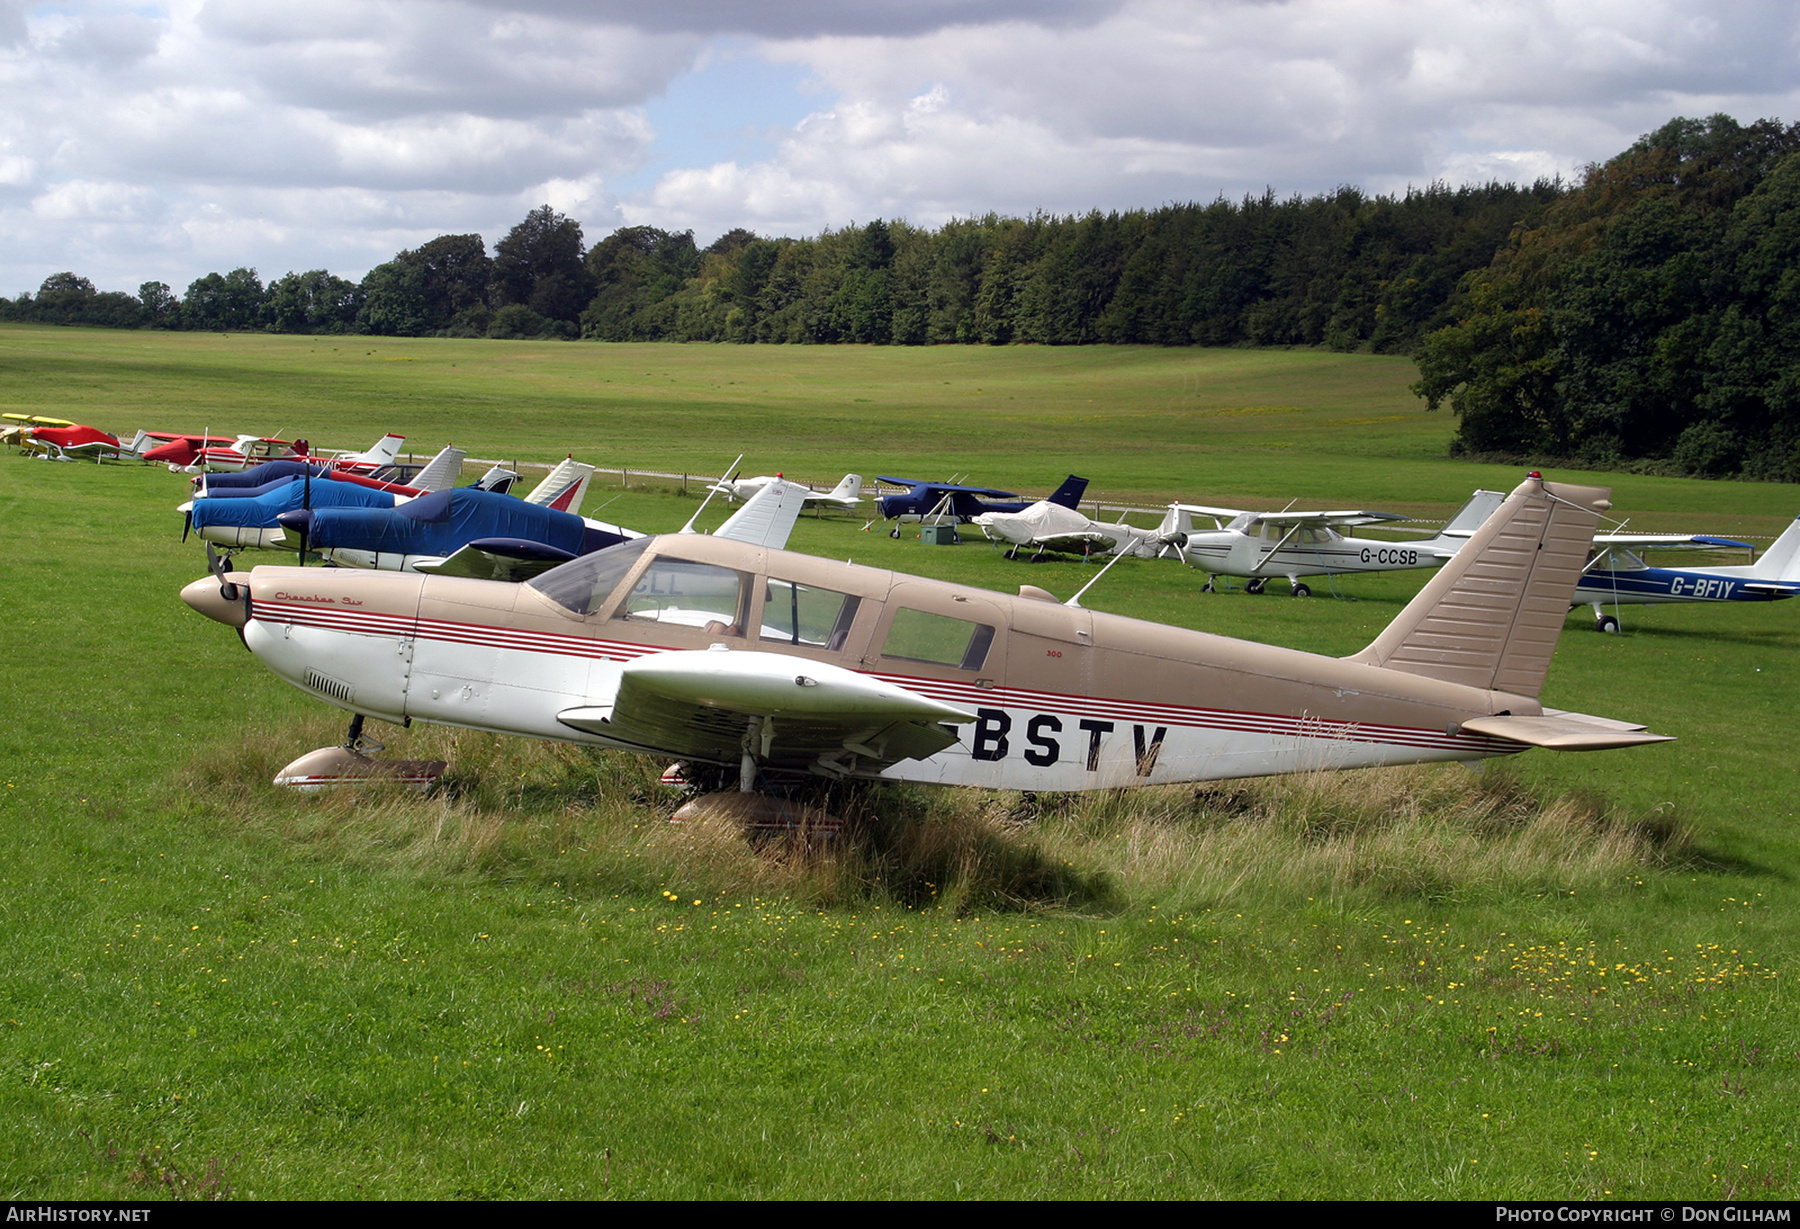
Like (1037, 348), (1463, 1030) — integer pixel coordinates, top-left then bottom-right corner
(3, 0), (1798, 296)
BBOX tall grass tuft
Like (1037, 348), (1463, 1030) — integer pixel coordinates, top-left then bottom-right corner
(168, 721), (1688, 913)
(1028, 763), (1690, 908)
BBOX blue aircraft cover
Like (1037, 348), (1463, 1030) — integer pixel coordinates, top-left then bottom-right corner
(303, 488), (591, 558)
(195, 460), (335, 490)
(190, 476), (398, 531)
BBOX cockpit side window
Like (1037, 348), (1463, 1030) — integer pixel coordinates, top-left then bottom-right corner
(761, 579), (861, 650)
(617, 557), (749, 635)
(880, 607), (994, 671)
(527, 537), (653, 615)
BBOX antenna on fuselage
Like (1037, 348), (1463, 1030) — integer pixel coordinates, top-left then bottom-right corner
(680, 453), (746, 535)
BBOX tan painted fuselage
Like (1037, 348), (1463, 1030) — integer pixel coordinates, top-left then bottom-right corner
(184, 477), (1657, 789)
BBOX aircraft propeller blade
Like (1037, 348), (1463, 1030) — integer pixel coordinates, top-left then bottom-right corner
(276, 509), (314, 566)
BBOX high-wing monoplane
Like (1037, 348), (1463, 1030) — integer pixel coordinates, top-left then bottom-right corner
(713, 472), (863, 511)
(1162, 489), (1506, 595)
(875, 475), (1089, 532)
(184, 474), (1666, 805)
(1576, 516), (1800, 631)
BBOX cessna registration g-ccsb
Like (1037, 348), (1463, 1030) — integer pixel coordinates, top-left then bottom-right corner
(183, 475), (1666, 796)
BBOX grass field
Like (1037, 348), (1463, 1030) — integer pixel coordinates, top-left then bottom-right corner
(2, 325), (1797, 1199)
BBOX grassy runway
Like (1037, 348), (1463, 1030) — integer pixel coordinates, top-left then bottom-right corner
(1, 326), (1796, 1198)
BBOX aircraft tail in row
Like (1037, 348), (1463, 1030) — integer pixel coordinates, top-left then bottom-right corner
(825, 473), (863, 503)
(1750, 515), (1800, 580)
(1349, 474), (1610, 699)
(524, 457), (597, 514)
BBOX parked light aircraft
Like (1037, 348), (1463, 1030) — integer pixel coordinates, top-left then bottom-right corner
(1576, 517), (1800, 631)
(1162, 489), (1506, 595)
(16, 423), (127, 461)
(187, 455), (578, 555)
(182, 474), (1666, 801)
(974, 500), (1182, 560)
(713, 472), (863, 511)
(271, 472), (806, 582)
(3, 415), (75, 450)
(876, 475), (1089, 531)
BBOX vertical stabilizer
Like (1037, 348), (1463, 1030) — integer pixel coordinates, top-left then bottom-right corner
(409, 446), (466, 492)
(1349, 475), (1610, 697)
(524, 458), (596, 514)
(1750, 516), (1800, 580)
(1433, 488), (1507, 538)
(1047, 475), (1090, 509)
(827, 473), (863, 503)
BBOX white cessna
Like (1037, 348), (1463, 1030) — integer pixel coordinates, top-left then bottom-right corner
(1161, 489), (1506, 595)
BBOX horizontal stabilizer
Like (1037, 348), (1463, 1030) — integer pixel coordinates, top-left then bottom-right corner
(1459, 710), (1673, 750)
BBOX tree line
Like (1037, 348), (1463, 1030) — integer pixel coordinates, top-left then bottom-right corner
(1413, 114), (1800, 481)
(14, 115), (1800, 479)
(1, 185), (1558, 355)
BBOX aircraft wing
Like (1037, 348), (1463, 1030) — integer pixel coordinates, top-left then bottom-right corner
(555, 649), (975, 774)
(1242, 509), (1410, 529)
(1458, 709), (1674, 750)
(877, 477), (1020, 499)
(1592, 533), (1755, 550)
(414, 537), (581, 582)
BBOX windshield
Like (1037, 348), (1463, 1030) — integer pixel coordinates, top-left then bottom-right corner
(527, 537), (654, 615)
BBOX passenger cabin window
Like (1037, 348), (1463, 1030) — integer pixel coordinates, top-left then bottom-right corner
(880, 607), (994, 670)
(618, 556), (748, 634)
(528, 538), (653, 616)
(762, 579), (860, 650)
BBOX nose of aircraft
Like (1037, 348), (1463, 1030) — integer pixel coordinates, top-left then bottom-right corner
(181, 574), (252, 629)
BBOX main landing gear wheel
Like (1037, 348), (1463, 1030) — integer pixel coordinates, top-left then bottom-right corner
(1597, 614), (1620, 634)
(1201, 578), (1215, 593)
(1244, 578), (1266, 595)
(1290, 582), (1311, 597)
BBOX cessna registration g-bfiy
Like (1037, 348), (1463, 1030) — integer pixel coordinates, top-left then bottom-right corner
(183, 474), (1666, 799)
(1162, 489), (1506, 595)
(1576, 516), (1800, 632)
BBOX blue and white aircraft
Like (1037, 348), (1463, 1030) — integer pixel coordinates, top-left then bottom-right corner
(1578, 516), (1800, 632)
(875, 474), (1088, 533)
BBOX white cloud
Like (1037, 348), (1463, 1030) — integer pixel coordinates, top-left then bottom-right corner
(3, 0), (1800, 290)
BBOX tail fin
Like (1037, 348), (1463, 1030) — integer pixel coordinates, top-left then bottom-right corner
(1348, 475), (1610, 698)
(354, 433), (405, 465)
(1750, 516), (1800, 580)
(828, 473), (863, 503)
(1047, 475), (1089, 509)
(712, 478), (807, 549)
(524, 458), (596, 514)
(410, 446), (466, 492)
(1434, 489), (1507, 538)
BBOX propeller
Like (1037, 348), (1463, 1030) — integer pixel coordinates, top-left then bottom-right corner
(276, 509), (314, 566)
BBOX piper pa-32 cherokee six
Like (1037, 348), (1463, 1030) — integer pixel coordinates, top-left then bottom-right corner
(182, 474), (1667, 797)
